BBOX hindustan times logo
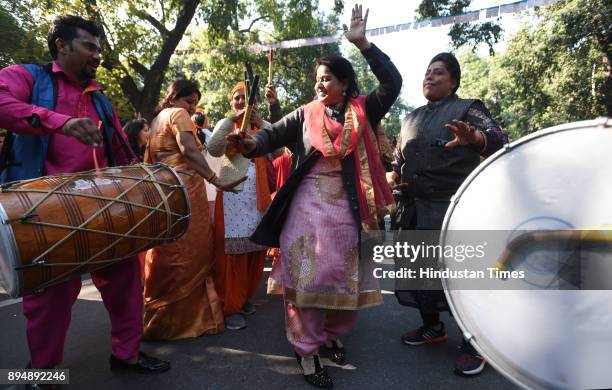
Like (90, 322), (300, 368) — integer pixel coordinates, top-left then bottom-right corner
(372, 241), (488, 263)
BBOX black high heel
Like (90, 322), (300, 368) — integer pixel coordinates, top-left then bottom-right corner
(295, 353), (334, 389)
(324, 339), (346, 365)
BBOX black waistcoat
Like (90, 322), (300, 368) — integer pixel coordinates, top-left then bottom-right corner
(399, 95), (480, 200)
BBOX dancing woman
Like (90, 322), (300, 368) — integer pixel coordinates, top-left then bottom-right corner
(227, 5), (401, 388)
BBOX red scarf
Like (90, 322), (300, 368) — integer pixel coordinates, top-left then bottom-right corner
(304, 96), (394, 230)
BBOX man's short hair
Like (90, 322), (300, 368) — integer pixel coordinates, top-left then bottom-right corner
(47, 15), (101, 59)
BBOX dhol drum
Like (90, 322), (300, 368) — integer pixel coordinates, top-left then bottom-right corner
(0, 163), (190, 298)
(440, 118), (612, 389)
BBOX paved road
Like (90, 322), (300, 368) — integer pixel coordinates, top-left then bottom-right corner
(0, 267), (517, 390)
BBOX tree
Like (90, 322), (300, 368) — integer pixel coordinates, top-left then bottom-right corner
(416, 0), (502, 55)
(458, 0), (610, 139)
(172, 0), (342, 123)
(0, 1), (48, 67)
(83, 0), (200, 121)
(347, 47), (413, 137)
(15, 0), (200, 121)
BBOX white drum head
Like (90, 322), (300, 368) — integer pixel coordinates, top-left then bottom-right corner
(0, 202), (21, 297)
(441, 118), (612, 389)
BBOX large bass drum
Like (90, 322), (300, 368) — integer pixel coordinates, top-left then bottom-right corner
(440, 118), (612, 389)
(0, 163), (190, 298)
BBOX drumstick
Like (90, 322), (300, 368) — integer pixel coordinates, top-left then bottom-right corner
(245, 78), (251, 106)
(239, 75), (260, 135)
(93, 121), (103, 177)
(268, 49), (274, 85)
(493, 229), (612, 279)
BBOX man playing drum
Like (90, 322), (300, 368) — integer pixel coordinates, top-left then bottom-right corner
(0, 15), (170, 381)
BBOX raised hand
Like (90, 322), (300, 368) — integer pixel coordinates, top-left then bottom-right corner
(342, 4), (370, 50)
(264, 84), (279, 105)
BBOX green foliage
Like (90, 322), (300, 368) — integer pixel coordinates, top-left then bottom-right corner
(458, 0), (610, 140)
(346, 47), (413, 137)
(6, 0), (201, 122)
(173, 0), (342, 124)
(417, 0), (502, 55)
(0, 1), (49, 67)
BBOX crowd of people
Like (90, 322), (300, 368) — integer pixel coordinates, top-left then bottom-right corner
(0, 4), (508, 389)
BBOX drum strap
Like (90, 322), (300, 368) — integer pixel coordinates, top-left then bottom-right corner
(91, 92), (137, 165)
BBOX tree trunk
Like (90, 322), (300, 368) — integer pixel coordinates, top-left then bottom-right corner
(85, 0), (200, 122)
(603, 54), (612, 117)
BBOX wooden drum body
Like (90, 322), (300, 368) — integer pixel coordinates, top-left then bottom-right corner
(0, 163), (190, 298)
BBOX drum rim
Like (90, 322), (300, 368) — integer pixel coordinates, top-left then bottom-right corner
(439, 118), (612, 390)
(0, 202), (22, 298)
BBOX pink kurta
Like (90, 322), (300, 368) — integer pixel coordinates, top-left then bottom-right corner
(280, 156), (382, 310)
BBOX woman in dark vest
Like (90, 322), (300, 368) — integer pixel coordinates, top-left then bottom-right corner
(226, 5), (400, 388)
(388, 52), (508, 376)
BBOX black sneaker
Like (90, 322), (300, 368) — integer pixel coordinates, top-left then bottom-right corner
(454, 340), (486, 376)
(401, 322), (448, 345)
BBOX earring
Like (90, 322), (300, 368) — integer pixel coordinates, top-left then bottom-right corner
(342, 90), (347, 96)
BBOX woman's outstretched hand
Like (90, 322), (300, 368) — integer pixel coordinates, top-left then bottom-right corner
(445, 120), (485, 149)
(212, 175), (247, 192)
(343, 4), (371, 50)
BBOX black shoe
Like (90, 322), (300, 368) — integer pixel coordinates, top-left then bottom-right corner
(295, 353), (333, 389)
(401, 322), (448, 345)
(109, 351), (171, 374)
(323, 339), (346, 365)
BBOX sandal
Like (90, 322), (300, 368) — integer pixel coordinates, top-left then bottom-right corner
(295, 353), (334, 389)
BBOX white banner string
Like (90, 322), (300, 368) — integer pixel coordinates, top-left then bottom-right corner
(245, 0), (559, 52)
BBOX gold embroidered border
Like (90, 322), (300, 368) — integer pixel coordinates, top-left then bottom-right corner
(353, 109), (378, 230)
(320, 109), (355, 157)
(321, 119), (338, 156)
(338, 109), (355, 155)
(284, 287), (383, 310)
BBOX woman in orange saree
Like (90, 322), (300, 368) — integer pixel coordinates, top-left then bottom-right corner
(143, 80), (244, 340)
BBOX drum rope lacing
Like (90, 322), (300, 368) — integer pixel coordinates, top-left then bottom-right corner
(1, 164), (189, 290)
